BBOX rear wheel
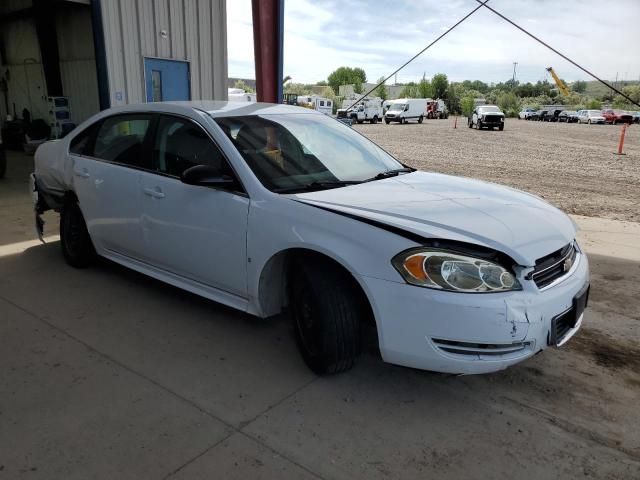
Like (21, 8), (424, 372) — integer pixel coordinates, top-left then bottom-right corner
(385, 118), (390, 124)
(60, 200), (96, 268)
(418, 115), (423, 124)
(289, 258), (363, 374)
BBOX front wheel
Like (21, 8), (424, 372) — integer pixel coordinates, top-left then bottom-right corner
(60, 200), (96, 268)
(385, 119), (390, 124)
(477, 120), (483, 130)
(468, 119), (473, 128)
(289, 259), (363, 374)
(499, 124), (504, 131)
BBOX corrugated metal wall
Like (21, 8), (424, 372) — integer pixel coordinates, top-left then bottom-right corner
(100, 0), (228, 105)
(57, 7), (100, 123)
(0, 2), (99, 125)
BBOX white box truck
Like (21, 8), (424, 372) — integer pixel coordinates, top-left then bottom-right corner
(384, 99), (426, 124)
(336, 96), (383, 124)
(296, 95), (333, 115)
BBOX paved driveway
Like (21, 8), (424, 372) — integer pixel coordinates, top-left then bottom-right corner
(1, 152), (639, 479)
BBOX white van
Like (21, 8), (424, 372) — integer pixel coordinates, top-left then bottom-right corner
(384, 98), (426, 124)
(297, 96), (333, 115)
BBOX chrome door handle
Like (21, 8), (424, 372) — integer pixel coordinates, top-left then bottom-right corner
(74, 168), (90, 178)
(143, 187), (165, 199)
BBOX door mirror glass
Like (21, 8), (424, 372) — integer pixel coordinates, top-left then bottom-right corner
(181, 164), (236, 188)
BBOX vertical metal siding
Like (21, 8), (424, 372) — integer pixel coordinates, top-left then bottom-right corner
(137, 0), (157, 57)
(169, 0), (186, 59)
(57, 6), (100, 123)
(197, 0), (213, 98)
(100, 0), (226, 104)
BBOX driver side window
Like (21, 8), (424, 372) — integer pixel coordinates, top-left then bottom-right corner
(153, 116), (227, 177)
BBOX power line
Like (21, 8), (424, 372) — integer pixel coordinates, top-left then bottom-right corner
(475, 0), (640, 108)
(345, 0), (491, 112)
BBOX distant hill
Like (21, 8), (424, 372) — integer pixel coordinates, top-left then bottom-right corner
(583, 79), (639, 98)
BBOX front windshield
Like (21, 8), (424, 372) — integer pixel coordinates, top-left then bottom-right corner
(389, 103), (405, 111)
(587, 110), (601, 115)
(478, 106), (500, 113)
(215, 113), (403, 192)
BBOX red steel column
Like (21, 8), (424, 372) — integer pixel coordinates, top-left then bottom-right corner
(252, 0), (284, 103)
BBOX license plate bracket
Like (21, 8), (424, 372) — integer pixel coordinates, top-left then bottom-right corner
(549, 283), (589, 346)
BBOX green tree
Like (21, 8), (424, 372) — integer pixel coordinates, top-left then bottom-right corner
(233, 79), (254, 93)
(418, 78), (432, 98)
(431, 73), (448, 99)
(497, 92), (520, 117)
(461, 96), (475, 117)
(283, 82), (312, 95)
(327, 66), (367, 95)
(399, 82), (419, 98)
(586, 99), (602, 109)
(374, 77), (388, 101)
(572, 80), (587, 93)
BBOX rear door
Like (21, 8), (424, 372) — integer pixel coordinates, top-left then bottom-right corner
(138, 114), (249, 297)
(70, 113), (154, 259)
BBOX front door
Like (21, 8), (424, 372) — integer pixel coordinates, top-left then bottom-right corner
(139, 114), (249, 298)
(144, 58), (190, 102)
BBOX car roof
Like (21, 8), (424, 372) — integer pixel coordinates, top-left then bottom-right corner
(97, 101), (317, 118)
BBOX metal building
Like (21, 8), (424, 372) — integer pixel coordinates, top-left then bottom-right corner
(0, 0), (227, 133)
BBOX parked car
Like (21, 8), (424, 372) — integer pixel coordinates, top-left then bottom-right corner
(578, 110), (605, 124)
(536, 110), (549, 121)
(468, 105), (505, 130)
(601, 109), (634, 125)
(632, 111), (640, 124)
(545, 109), (564, 122)
(518, 108), (538, 120)
(384, 98), (425, 124)
(558, 110), (579, 123)
(31, 102), (589, 375)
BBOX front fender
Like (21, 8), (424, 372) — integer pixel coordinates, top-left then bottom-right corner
(246, 196), (415, 316)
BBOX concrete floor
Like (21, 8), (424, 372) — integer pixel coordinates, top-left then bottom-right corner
(1, 151), (639, 479)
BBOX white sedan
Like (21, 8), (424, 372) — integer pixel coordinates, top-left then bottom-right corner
(31, 102), (589, 375)
(577, 110), (606, 124)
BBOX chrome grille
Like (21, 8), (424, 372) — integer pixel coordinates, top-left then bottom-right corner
(530, 243), (577, 289)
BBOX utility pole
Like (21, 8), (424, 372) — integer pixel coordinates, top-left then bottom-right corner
(512, 62), (518, 87)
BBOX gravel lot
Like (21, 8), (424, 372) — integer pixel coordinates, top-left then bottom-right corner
(356, 119), (640, 222)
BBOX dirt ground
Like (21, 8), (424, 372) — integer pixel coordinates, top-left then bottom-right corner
(1, 136), (639, 478)
(356, 119), (640, 222)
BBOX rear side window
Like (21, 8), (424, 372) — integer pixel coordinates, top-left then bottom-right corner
(93, 114), (153, 168)
(69, 125), (96, 155)
(153, 115), (227, 177)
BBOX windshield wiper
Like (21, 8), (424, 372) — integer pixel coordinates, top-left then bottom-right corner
(365, 167), (415, 182)
(274, 180), (362, 194)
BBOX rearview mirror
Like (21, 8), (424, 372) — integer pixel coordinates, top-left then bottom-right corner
(181, 165), (237, 189)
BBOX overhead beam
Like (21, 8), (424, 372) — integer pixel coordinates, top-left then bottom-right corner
(251, 0), (284, 103)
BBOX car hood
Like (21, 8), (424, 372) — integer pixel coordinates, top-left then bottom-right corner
(292, 172), (575, 266)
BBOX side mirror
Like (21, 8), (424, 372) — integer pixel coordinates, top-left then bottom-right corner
(181, 165), (237, 189)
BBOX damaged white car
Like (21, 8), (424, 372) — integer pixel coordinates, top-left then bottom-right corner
(31, 102), (589, 375)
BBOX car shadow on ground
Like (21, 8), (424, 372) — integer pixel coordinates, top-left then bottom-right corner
(2, 243), (639, 478)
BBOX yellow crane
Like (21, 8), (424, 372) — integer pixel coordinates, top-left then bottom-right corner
(546, 67), (570, 96)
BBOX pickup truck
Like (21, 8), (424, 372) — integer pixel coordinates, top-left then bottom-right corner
(601, 109), (634, 125)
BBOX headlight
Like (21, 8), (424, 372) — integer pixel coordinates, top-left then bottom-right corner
(392, 249), (521, 293)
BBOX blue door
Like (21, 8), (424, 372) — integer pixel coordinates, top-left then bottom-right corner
(144, 58), (190, 102)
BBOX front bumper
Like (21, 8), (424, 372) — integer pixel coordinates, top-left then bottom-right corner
(360, 249), (589, 374)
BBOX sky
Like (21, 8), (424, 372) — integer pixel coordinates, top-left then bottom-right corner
(226, 0), (640, 86)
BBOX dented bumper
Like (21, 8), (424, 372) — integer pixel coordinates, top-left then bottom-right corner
(360, 250), (589, 374)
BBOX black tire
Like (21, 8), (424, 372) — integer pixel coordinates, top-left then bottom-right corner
(60, 201), (96, 268)
(499, 124), (504, 131)
(468, 119), (473, 128)
(0, 148), (6, 179)
(418, 115), (423, 124)
(477, 120), (482, 130)
(289, 258), (363, 374)
(401, 117), (406, 124)
(385, 119), (390, 124)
